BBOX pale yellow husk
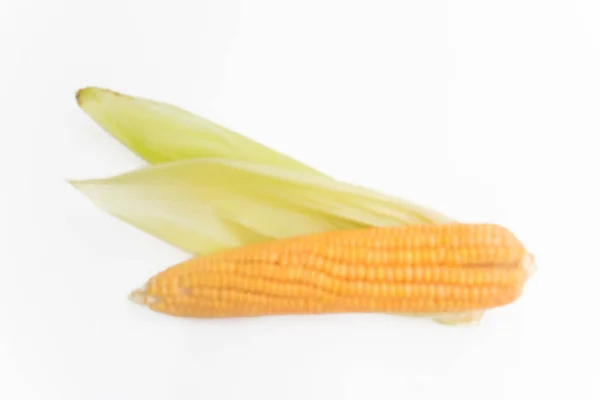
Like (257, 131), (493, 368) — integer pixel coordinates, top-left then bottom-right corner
(71, 158), (454, 255)
(76, 87), (322, 174)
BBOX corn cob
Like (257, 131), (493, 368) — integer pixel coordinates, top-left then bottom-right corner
(129, 223), (535, 319)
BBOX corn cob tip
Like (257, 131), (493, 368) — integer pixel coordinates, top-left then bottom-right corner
(128, 284), (160, 307)
(128, 285), (147, 305)
(522, 252), (537, 279)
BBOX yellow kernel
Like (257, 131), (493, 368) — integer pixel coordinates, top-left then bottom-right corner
(384, 267), (394, 281)
(338, 263), (348, 276)
(371, 283), (380, 297)
(434, 284), (446, 298)
(380, 283), (390, 297)
(367, 268), (376, 281)
(355, 281), (365, 294)
(356, 265), (367, 279)
(414, 267), (423, 281)
(405, 266), (413, 281)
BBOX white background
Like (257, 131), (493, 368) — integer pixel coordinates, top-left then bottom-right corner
(1, 1), (599, 399)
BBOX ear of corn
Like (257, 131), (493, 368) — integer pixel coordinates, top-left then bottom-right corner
(129, 223), (534, 320)
(71, 158), (454, 255)
(74, 87), (488, 324)
(76, 87), (323, 173)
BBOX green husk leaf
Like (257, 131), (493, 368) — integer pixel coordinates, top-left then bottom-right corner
(76, 87), (323, 174)
(71, 158), (455, 255)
